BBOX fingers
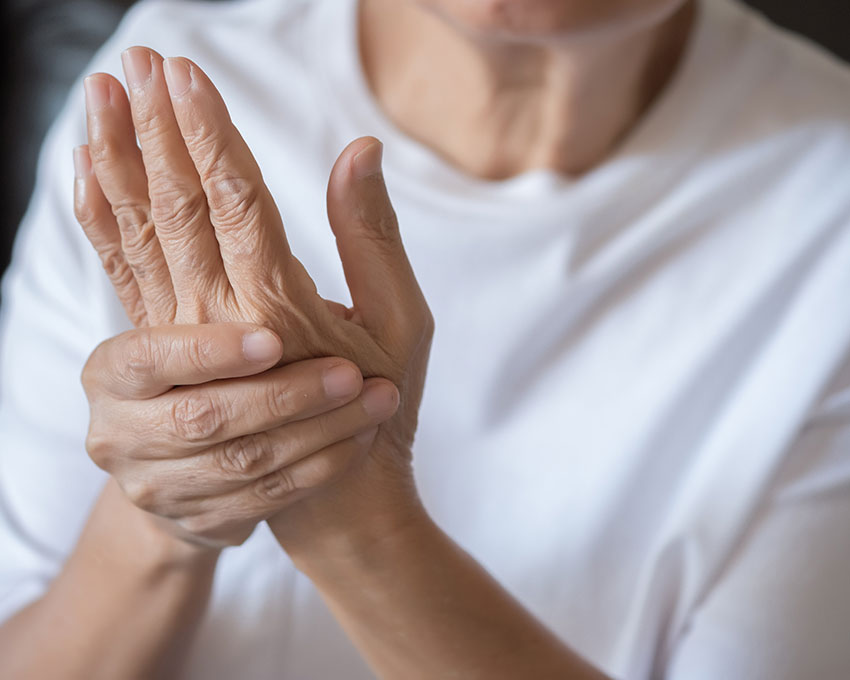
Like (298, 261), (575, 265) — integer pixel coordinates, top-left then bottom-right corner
(120, 47), (230, 316)
(175, 438), (366, 542)
(122, 357), (367, 455)
(326, 137), (432, 343)
(161, 57), (292, 293)
(143, 378), (396, 498)
(82, 323), (283, 400)
(138, 385), (393, 538)
(74, 145), (148, 327)
(84, 73), (177, 325)
(213, 381), (391, 522)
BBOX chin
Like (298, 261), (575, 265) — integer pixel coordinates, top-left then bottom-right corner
(415, 0), (689, 42)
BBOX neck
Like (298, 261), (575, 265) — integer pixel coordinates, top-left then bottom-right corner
(359, 0), (696, 180)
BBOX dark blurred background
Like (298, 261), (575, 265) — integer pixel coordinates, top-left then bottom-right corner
(1, 0), (849, 284)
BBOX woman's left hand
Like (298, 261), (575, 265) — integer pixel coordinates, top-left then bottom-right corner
(75, 46), (434, 555)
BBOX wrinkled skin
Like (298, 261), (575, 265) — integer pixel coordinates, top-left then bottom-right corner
(76, 47), (434, 550)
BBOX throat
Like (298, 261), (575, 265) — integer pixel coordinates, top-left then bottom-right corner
(358, 0), (695, 180)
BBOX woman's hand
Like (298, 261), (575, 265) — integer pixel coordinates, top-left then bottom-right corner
(70, 47), (612, 680)
(81, 322), (399, 548)
(75, 47), (433, 553)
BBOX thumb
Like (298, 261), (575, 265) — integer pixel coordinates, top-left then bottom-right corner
(326, 137), (425, 334)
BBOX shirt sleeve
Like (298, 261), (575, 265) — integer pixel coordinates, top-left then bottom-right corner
(0, 0), (282, 627)
(665, 351), (850, 679)
(0, 0), (265, 625)
(0, 39), (133, 626)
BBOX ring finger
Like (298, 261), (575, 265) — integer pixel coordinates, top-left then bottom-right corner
(84, 73), (176, 324)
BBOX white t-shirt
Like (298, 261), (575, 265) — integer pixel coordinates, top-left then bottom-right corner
(2, 0), (850, 678)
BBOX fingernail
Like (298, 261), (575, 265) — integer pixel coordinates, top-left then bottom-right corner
(242, 329), (281, 363)
(323, 364), (360, 399)
(163, 58), (193, 97)
(361, 382), (398, 419)
(352, 140), (383, 180)
(73, 146), (91, 179)
(84, 76), (110, 112)
(354, 427), (378, 446)
(122, 48), (153, 90)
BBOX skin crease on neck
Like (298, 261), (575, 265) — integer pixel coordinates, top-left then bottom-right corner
(358, 0), (697, 180)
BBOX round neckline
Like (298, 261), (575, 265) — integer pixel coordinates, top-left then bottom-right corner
(313, 0), (752, 223)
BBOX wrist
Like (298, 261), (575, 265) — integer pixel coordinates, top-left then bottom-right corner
(270, 440), (430, 572)
(100, 479), (221, 574)
(283, 496), (435, 577)
(141, 513), (223, 571)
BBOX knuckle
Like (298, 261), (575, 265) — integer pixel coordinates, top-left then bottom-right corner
(421, 306), (435, 335)
(184, 120), (223, 161)
(88, 131), (123, 166)
(264, 382), (299, 421)
(397, 304), (435, 349)
(112, 202), (157, 255)
(150, 181), (208, 236)
(305, 451), (345, 488)
(99, 249), (137, 297)
(215, 432), (271, 477)
(254, 467), (296, 502)
(80, 348), (102, 394)
(374, 208), (401, 243)
(99, 247), (130, 281)
(121, 477), (157, 512)
(186, 127), (233, 186)
(206, 176), (263, 232)
(355, 203), (400, 245)
(413, 305), (435, 340)
(181, 333), (217, 374)
(170, 392), (226, 443)
(123, 332), (158, 384)
(74, 194), (95, 226)
(84, 424), (113, 470)
(133, 107), (174, 139)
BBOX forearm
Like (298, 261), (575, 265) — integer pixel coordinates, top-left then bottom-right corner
(287, 511), (609, 680)
(0, 480), (219, 680)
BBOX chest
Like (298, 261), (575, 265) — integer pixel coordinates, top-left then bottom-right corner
(239, 129), (831, 674)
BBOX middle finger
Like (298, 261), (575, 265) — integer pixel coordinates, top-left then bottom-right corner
(121, 47), (230, 319)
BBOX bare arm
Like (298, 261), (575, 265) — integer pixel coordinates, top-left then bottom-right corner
(0, 482), (218, 680)
(0, 320), (393, 678)
(286, 512), (609, 680)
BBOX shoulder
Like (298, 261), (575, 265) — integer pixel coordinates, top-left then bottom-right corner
(115, 0), (314, 43)
(89, 0), (321, 75)
(712, 0), (850, 119)
(708, 0), (850, 170)
(688, 2), (850, 241)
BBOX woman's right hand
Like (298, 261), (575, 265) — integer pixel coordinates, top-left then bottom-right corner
(81, 322), (399, 549)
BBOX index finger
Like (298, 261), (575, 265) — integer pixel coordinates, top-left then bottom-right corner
(83, 323), (283, 400)
(162, 57), (292, 293)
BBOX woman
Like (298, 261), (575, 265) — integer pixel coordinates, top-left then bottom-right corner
(1, 0), (849, 677)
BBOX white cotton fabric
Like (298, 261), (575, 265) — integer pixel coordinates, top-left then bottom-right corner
(1, 1), (850, 678)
